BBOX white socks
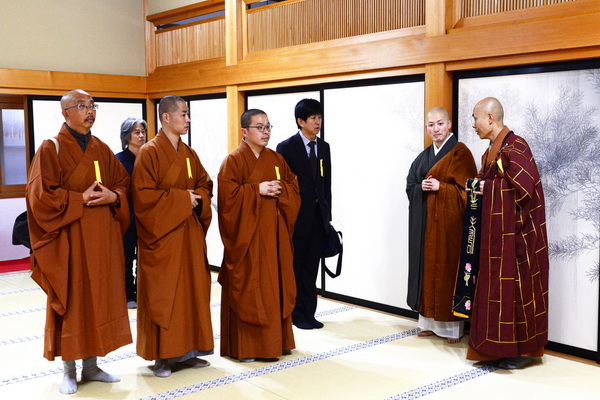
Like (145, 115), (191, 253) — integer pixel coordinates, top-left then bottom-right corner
(58, 357), (120, 394)
(59, 360), (77, 395)
(81, 356), (121, 383)
(153, 359), (172, 377)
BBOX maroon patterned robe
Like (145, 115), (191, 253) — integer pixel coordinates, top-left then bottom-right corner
(468, 127), (549, 359)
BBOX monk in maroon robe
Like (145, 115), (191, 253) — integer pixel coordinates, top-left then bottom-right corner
(468, 97), (549, 369)
(218, 109), (300, 361)
(406, 107), (477, 344)
(133, 95), (214, 377)
(26, 89), (132, 394)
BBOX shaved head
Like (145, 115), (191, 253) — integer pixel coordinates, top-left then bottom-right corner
(60, 89), (91, 110)
(472, 97), (505, 142)
(474, 97), (504, 124)
(426, 106), (449, 122)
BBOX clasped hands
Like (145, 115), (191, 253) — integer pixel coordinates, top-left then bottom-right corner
(260, 180), (282, 197)
(83, 181), (117, 206)
(421, 175), (440, 192)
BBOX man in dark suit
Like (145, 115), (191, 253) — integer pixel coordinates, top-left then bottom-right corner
(276, 98), (332, 330)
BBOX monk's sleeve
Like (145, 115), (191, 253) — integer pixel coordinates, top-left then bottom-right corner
(406, 155), (423, 201)
(105, 149), (130, 235)
(26, 141), (84, 316)
(192, 152), (213, 234)
(217, 154), (260, 262)
(502, 145), (539, 207)
(276, 161), (300, 318)
(218, 154), (272, 325)
(132, 146), (193, 244)
(276, 161), (301, 233)
(27, 141), (84, 235)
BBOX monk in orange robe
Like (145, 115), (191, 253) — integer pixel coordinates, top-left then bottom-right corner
(26, 89), (132, 395)
(218, 109), (300, 361)
(468, 97), (549, 369)
(133, 95), (214, 377)
(406, 107), (477, 344)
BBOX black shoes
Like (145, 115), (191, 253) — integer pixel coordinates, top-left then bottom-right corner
(293, 318), (324, 330)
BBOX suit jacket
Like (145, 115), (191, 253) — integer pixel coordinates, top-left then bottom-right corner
(277, 132), (331, 236)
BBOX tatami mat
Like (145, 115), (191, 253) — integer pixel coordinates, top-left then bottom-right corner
(1, 270), (599, 399)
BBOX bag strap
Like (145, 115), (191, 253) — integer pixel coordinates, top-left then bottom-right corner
(321, 231), (343, 278)
(48, 137), (59, 154)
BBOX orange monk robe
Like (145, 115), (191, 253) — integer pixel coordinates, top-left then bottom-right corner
(218, 140), (300, 359)
(132, 131), (214, 360)
(26, 124), (132, 361)
(421, 142), (477, 321)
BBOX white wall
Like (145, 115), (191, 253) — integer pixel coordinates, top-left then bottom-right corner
(0, 0), (146, 76)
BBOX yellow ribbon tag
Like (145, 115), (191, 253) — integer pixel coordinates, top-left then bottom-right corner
(186, 157), (193, 178)
(93, 160), (102, 183)
(320, 159), (324, 177)
(497, 158), (504, 174)
(275, 166), (280, 180)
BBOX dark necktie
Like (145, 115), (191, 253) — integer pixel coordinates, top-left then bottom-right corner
(308, 141), (318, 178)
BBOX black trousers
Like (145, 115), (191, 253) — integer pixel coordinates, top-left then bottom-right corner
(122, 223), (137, 302)
(292, 205), (325, 323)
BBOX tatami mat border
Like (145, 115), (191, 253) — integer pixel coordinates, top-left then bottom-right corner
(0, 305), (357, 387)
(142, 328), (420, 400)
(385, 365), (498, 399)
(0, 287), (41, 296)
(0, 272), (31, 278)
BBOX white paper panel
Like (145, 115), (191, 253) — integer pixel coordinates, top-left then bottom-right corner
(189, 97), (228, 267)
(32, 99), (143, 155)
(323, 81), (424, 309)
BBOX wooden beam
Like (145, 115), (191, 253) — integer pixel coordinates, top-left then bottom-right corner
(147, 9), (600, 91)
(226, 85), (245, 153)
(0, 69), (146, 98)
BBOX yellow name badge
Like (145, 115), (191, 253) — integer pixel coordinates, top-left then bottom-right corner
(93, 160), (102, 183)
(497, 158), (504, 174)
(320, 159), (324, 177)
(275, 166), (280, 180)
(186, 157), (193, 178)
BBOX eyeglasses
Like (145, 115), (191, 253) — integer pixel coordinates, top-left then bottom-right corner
(63, 103), (99, 111)
(244, 124), (273, 133)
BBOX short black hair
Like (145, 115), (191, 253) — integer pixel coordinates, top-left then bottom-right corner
(294, 98), (322, 129)
(158, 95), (186, 124)
(241, 108), (267, 128)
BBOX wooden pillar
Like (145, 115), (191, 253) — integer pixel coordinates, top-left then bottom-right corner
(425, 63), (453, 116)
(423, 0), (454, 147)
(143, 0), (156, 75)
(226, 86), (245, 153)
(225, 0), (246, 65)
(145, 97), (157, 139)
(225, 0), (246, 153)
